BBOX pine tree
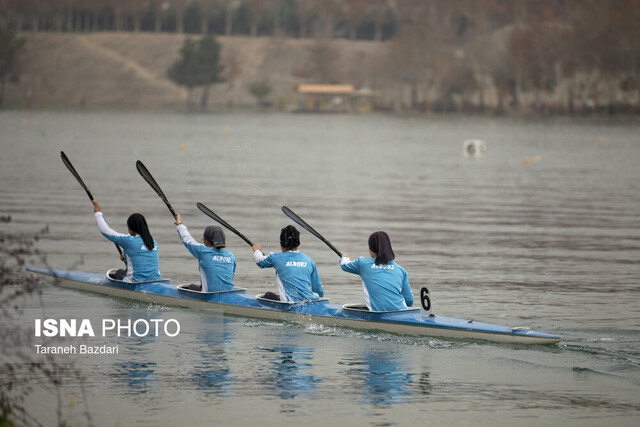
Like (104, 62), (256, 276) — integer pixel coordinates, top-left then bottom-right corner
(167, 35), (224, 109)
(0, 26), (26, 107)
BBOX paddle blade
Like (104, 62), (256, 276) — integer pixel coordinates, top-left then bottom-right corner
(60, 151), (94, 201)
(136, 160), (176, 218)
(61, 151), (125, 263)
(281, 206), (322, 239)
(196, 202), (253, 247)
(281, 206), (342, 257)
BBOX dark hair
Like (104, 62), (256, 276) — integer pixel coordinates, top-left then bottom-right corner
(127, 213), (154, 251)
(368, 231), (395, 265)
(280, 225), (300, 250)
(203, 225), (226, 248)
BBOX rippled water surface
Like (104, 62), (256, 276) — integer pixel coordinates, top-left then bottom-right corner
(1, 111), (639, 426)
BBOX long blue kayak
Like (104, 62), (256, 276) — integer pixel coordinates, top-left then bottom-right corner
(25, 267), (562, 345)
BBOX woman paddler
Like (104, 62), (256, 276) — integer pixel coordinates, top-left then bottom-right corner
(93, 201), (162, 282)
(174, 213), (236, 292)
(252, 225), (324, 302)
(339, 231), (413, 311)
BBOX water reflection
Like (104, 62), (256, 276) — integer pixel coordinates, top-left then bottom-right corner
(340, 348), (430, 407)
(250, 344), (321, 406)
(190, 326), (235, 395)
(114, 309), (162, 395)
(116, 360), (158, 394)
(111, 308), (229, 396)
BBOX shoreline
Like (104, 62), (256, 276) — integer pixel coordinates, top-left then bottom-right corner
(4, 32), (638, 117)
(2, 106), (639, 124)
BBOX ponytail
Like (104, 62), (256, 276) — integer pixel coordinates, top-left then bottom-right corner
(127, 213), (154, 251)
(368, 231), (395, 265)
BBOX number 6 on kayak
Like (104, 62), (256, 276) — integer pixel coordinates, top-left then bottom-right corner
(420, 287), (433, 317)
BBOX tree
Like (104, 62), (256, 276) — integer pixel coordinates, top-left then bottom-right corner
(248, 80), (272, 106)
(0, 25), (25, 107)
(129, 0), (150, 32)
(167, 35), (225, 108)
(295, 0), (315, 38)
(171, 0), (191, 34)
(317, 0), (342, 38)
(198, 0), (216, 34)
(343, 0), (369, 40)
(248, 0), (269, 37)
(219, 0), (242, 35)
(368, 0), (391, 41)
(152, 0), (165, 32)
(303, 37), (341, 83)
(1, 223), (96, 427)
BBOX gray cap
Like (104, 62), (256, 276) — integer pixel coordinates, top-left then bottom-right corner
(203, 225), (225, 248)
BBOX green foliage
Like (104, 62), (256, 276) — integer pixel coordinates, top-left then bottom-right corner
(0, 413), (15, 427)
(0, 26), (25, 105)
(167, 35), (224, 90)
(248, 80), (272, 103)
(0, 26), (24, 78)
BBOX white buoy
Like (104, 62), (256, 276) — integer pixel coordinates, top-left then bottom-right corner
(463, 139), (486, 158)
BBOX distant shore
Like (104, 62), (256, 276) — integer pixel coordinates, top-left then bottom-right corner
(4, 32), (639, 118)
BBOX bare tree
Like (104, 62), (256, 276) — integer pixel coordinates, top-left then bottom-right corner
(295, 0), (315, 38)
(3, 0), (32, 30)
(171, 0), (190, 34)
(75, 0), (104, 32)
(304, 37), (341, 83)
(248, 0), (269, 37)
(129, 0), (150, 32)
(385, 1), (458, 110)
(369, 0), (391, 41)
(152, 0), (166, 32)
(342, 0), (368, 40)
(50, 0), (68, 32)
(198, 0), (216, 34)
(218, 0), (241, 35)
(316, 0), (341, 38)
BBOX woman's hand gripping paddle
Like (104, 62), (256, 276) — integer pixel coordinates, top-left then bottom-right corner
(281, 206), (342, 257)
(60, 151), (125, 264)
(196, 202), (254, 247)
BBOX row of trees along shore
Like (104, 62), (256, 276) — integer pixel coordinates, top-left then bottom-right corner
(2, 0), (640, 115)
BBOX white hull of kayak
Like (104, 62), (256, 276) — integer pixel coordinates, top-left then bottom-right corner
(26, 268), (562, 345)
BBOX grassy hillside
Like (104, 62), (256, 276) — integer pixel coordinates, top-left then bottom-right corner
(6, 32), (386, 110)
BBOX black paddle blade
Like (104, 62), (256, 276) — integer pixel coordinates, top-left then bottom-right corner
(136, 160), (177, 218)
(60, 151), (94, 201)
(281, 206), (342, 257)
(281, 206), (322, 239)
(196, 202), (253, 247)
(61, 151), (125, 264)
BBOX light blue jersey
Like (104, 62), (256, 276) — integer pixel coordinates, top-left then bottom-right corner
(176, 224), (236, 292)
(95, 212), (162, 283)
(340, 256), (413, 312)
(253, 250), (323, 302)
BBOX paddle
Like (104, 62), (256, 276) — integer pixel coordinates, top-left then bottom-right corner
(281, 206), (342, 257)
(60, 151), (95, 201)
(60, 151), (125, 263)
(135, 160), (177, 219)
(196, 202), (253, 247)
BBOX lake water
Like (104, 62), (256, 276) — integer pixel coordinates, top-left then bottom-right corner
(1, 110), (639, 426)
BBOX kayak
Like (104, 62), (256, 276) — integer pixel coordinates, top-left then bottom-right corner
(25, 267), (562, 345)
